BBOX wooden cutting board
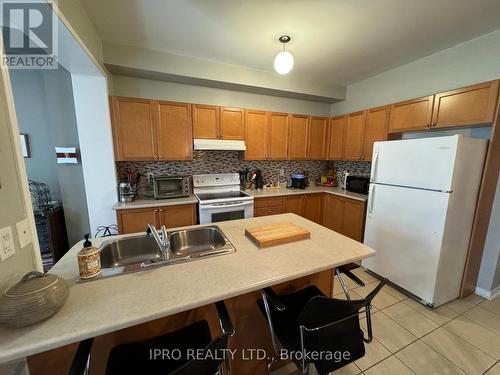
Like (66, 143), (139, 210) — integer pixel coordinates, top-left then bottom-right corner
(245, 222), (310, 248)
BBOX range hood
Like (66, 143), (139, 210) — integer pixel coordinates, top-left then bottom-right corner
(193, 139), (246, 151)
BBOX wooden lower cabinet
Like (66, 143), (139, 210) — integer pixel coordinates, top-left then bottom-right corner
(157, 204), (197, 229)
(283, 195), (303, 216)
(253, 197), (283, 217)
(282, 194), (322, 224)
(302, 194), (323, 223)
(322, 194), (366, 242)
(116, 204), (197, 234)
(322, 194), (344, 233)
(116, 207), (157, 234)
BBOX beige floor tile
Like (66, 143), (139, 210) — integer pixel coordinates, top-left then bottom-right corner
(351, 267), (378, 284)
(355, 283), (399, 310)
(403, 298), (458, 325)
(422, 328), (496, 375)
(485, 361), (500, 375)
(444, 294), (485, 314)
(364, 356), (415, 375)
(331, 363), (362, 375)
(464, 306), (500, 337)
(383, 302), (439, 337)
(354, 338), (391, 371)
(396, 341), (467, 375)
(334, 289), (364, 301)
(382, 285), (408, 301)
(444, 315), (500, 359)
(360, 311), (417, 353)
(480, 297), (500, 317)
(333, 275), (362, 295)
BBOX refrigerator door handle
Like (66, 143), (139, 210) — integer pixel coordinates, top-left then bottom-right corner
(370, 151), (379, 182)
(368, 184), (375, 216)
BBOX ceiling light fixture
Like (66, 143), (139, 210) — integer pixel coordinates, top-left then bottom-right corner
(274, 35), (294, 75)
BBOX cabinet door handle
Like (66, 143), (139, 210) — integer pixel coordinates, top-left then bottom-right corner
(430, 122), (437, 127)
(424, 123), (430, 129)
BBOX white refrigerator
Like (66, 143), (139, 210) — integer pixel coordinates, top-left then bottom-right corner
(362, 135), (487, 307)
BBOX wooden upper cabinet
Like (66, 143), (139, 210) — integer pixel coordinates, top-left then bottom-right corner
(343, 111), (366, 161)
(389, 96), (433, 133)
(219, 107), (244, 140)
(111, 97), (156, 161)
(268, 112), (289, 160)
(156, 101), (193, 161)
(192, 104), (219, 139)
(431, 80), (499, 129)
(244, 110), (268, 160)
(307, 116), (328, 160)
(363, 106), (390, 161)
(327, 115), (346, 160)
(288, 114), (309, 160)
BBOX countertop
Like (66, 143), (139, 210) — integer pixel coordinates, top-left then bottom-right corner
(113, 194), (198, 210)
(113, 187), (367, 210)
(0, 214), (374, 363)
(247, 185), (368, 202)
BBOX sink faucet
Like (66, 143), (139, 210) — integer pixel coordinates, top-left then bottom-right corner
(147, 224), (170, 261)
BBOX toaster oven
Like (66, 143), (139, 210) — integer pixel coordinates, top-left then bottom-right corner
(153, 175), (191, 199)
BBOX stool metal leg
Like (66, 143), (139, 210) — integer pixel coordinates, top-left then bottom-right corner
(335, 268), (351, 300)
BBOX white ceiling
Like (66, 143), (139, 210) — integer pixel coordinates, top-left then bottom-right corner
(81, 0), (500, 85)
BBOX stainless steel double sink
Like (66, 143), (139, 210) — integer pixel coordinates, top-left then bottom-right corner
(77, 225), (235, 282)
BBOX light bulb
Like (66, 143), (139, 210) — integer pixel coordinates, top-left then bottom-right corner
(274, 51), (294, 74)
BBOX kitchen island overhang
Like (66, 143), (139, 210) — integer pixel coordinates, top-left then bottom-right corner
(0, 213), (375, 365)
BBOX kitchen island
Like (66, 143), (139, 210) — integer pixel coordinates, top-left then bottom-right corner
(0, 213), (375, 374)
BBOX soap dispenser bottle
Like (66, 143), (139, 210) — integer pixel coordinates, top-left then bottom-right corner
(77, 234), (101, 279)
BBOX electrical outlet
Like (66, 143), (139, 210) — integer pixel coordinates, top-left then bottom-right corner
(279, 169), (285, 177)
(0, 226), (15, 261)
(16, 219), (32, 248)
(147, 173), (154, 185)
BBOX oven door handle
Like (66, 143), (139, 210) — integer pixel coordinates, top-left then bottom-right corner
(200, 201), (253, 210)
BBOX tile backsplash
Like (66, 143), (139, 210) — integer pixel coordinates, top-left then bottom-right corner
(117, 151), (370, 194)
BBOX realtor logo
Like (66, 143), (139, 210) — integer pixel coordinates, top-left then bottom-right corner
(1, 0), (57, 69)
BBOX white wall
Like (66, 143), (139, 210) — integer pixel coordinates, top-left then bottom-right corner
(111, 75), (332, 116)
(10, 70), (62, 202)
(71, 74), (117, 235)
(9, 67), (91, 246)
(331, 29), (500, 115)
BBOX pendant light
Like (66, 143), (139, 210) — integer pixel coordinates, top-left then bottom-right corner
(274, 35), (294, 75)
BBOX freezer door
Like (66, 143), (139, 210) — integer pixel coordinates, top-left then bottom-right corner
(363, 183), (449, 304)
(370, 136), (458, 191)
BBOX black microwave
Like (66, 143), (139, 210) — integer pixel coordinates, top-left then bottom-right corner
(346, 176), (370, 195)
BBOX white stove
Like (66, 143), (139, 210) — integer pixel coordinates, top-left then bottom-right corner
(193, 173), (254, 224)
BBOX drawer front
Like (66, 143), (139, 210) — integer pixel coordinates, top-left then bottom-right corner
(254, 207), (269, 217)
(266, 197), (283, 208)
(267, 206), (283, 215)
(254, 198), (268, 209)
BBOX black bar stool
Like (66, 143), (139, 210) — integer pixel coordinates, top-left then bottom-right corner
(257, 277), (385, 374)
(69, 301), (234, 375)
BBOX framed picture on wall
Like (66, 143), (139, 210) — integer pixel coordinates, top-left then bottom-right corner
(19, 134), (30, 158)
